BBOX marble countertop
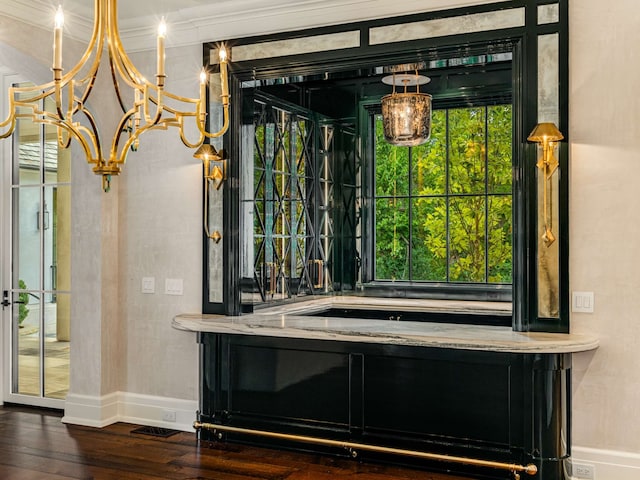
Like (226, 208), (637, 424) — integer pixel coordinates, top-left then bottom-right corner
(173, 297), (598, 354)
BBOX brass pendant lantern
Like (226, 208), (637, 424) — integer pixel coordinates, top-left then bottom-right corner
(381, 72), (432, 146)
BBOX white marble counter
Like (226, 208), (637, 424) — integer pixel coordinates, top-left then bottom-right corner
(173, 297), (598, 354)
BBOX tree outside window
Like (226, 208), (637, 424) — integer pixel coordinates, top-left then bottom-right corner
(374, 104), (512, 285)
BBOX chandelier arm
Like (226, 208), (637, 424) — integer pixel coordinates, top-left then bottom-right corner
(11, 84), (56, 105)
(145, 91), (198, 123)
(73, 104), (104, 162)
(108, 52), (130, 115)
(115, 120), (167, 167)
(66, 79), (76, 123)
(179, 119), (206, 149)
(106, 20), (145, 90)
(38, 115), (98, 166)
(201, 103), (231, 139)
(110, 109), (139, 160)
(107, 0), (146, 86)
(57, 0), (104, 93)
(0, 116), (17, 138)
(108, 34), (145, 89)
(74, 62), (102, 115)
(152, 88), (200, 106)
(0, 87), (18, 136)
(143, 85), (164, 126)
(57, 124), (73, 149)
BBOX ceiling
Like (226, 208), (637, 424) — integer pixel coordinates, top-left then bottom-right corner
(0, 0), (307, 50)
(0, 0), (506, 52)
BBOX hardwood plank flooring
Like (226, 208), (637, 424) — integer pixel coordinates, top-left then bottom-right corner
(0, 405), (481, 480)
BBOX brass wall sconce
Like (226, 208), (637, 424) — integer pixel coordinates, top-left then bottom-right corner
(381, 66), (432, 146)
(194, 143), (227, 242)
(528, 122), (564, 247)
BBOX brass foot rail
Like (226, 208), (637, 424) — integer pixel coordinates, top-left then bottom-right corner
(193, 421), (537, 479)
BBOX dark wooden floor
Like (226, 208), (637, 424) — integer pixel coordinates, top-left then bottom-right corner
(0, 405), (480, 480)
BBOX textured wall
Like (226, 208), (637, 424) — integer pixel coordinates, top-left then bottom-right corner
(569, 0), (640, 454)
(120, 47), (204, 401)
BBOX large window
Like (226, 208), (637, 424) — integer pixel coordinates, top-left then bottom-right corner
(373, 104), (512, 287)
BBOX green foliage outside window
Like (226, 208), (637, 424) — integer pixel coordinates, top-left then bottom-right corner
(374, 104), (512, 284)
(18, 279), (29, 325)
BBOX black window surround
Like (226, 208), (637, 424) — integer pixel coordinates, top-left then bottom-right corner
(202, 0), (570, 334)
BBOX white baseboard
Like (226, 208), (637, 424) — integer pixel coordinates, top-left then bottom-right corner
(118, 392), (198, 432)
(62, 392), (119, 428)
(62, 391), (198, 432)
(572, 446), (640, 480)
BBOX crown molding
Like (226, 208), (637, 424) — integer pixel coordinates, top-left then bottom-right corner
(0, 0), (510, 52)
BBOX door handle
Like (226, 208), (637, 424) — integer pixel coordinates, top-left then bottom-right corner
(1, 291), (24, 308)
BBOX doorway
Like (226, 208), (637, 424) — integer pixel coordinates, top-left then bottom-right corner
(2, 80), (71, 408)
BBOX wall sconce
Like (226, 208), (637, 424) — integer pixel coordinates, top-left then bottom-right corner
(528, 122), (564, 247)
(194, 143), (227, 242)
(381, 68), (432, 146)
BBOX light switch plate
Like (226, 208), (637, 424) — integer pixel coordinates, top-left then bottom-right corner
(572, 291), (594, 313)
(165, 278), (184, 296)
(141, 277), (155, 294)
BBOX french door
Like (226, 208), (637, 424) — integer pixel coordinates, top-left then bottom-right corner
(2, 81), (71, 408)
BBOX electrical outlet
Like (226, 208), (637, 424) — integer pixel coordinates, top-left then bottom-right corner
(162, 409), (176, 422)
(572, 462), (595, 479)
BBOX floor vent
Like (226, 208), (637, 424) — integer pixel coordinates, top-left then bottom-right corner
(131, 426), (180, 438)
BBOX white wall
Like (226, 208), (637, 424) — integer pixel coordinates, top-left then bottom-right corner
(569, 0), (640, 477)
(121, 47), (203, 402)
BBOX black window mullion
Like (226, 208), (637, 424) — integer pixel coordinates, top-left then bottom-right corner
(445, 109), (451, 283)
(484, 105), (490, 284)
(407, 146), (413, 281)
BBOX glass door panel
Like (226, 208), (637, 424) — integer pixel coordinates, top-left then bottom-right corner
(44, 292), (70, 399)
(4, 82), (71, 407)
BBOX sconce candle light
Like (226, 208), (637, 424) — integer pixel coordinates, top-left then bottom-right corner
(0, 0), (231, 192)
(528, 122), (564, 247)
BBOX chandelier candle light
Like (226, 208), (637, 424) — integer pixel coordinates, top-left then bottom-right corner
(0, 0), (230, 192)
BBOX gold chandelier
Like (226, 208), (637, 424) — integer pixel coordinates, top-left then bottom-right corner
(0, 0), (230, 192)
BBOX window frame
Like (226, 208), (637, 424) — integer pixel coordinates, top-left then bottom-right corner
(203, 0), (570, 333)
(361, 99), (514, 302)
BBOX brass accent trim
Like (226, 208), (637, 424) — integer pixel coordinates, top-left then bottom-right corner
(193, 421), (537, 479)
